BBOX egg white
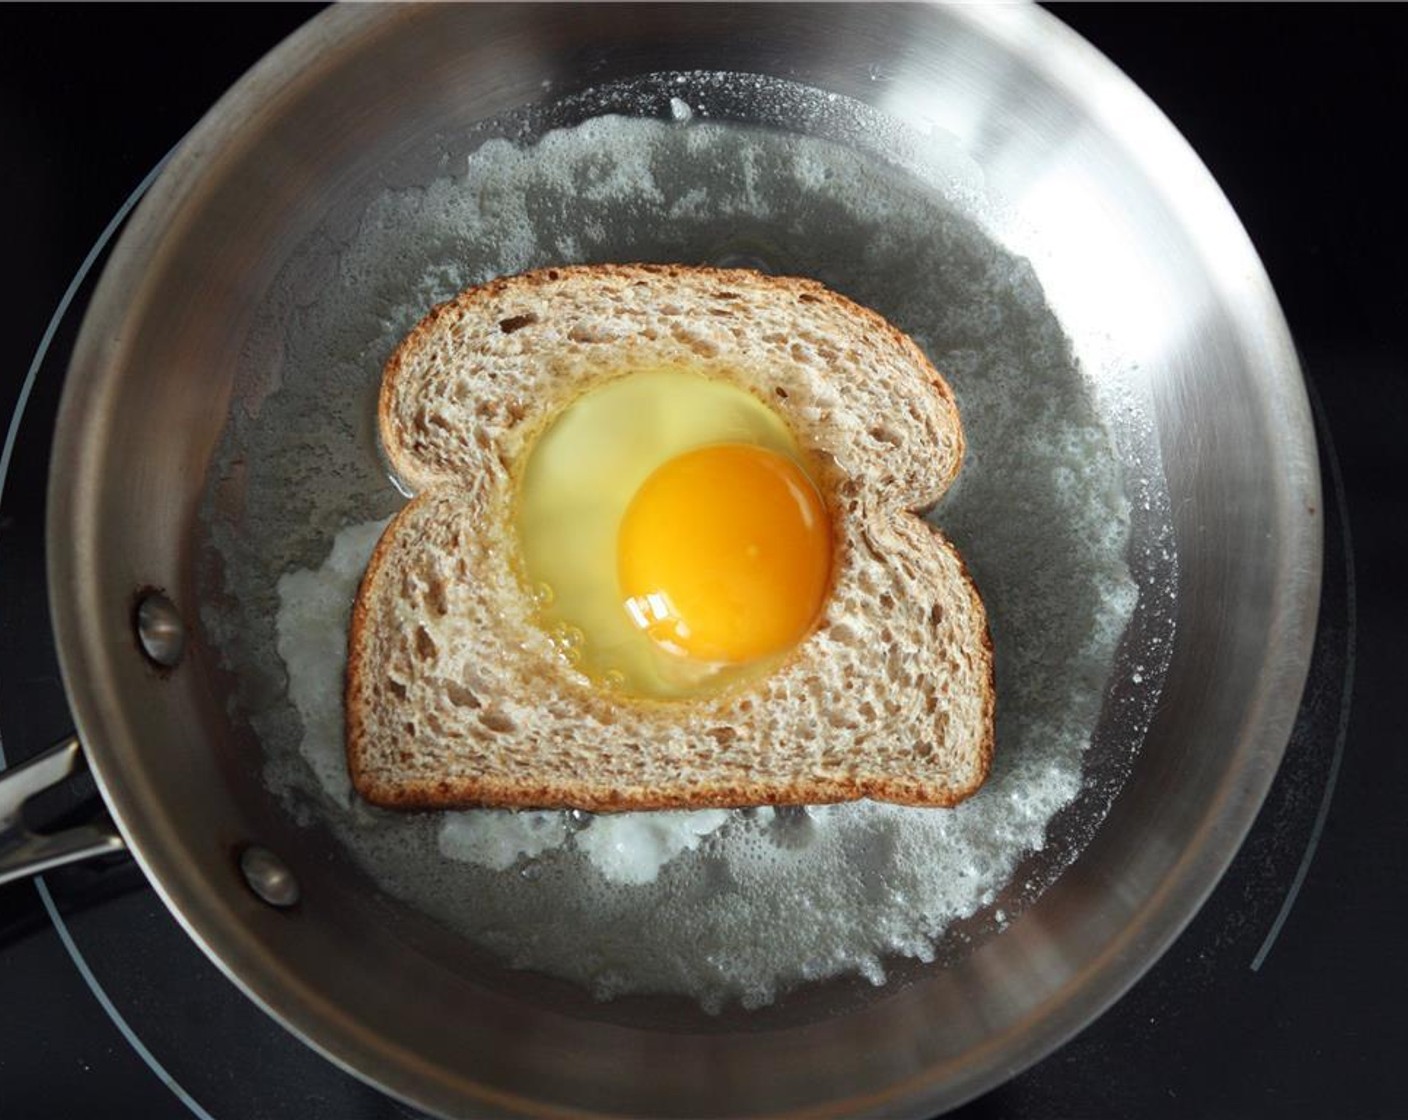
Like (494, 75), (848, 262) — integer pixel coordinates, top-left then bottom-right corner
(513, 368), (813, 698)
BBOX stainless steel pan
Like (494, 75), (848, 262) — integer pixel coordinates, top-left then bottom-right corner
(2, 5), (1318, 1116)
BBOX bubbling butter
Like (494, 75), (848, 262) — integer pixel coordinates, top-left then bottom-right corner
(205, 91), (1163, 1013)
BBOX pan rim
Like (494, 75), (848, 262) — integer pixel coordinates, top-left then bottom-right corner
(45, 4), (1321, 1117)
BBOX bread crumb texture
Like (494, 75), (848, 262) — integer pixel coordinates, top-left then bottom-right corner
(348, 264), (994, 810)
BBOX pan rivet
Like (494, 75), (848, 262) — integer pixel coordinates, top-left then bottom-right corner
(135, 591), (185, 668)
(240, 846), (300, 908)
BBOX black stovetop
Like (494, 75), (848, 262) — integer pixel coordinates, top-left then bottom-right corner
(1, 6), (1403, 1118)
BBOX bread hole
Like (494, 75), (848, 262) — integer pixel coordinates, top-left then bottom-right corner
(879, 592), (895, 610)
(427, 579), (449, 617)
(569, 322), (616, 344)
(422, 407), (454, 433)
(797, 293), (821, 304)
(498, 313), (537, 334)
(403, 721), (417, 738)
(446, 682), (481, 710)
(708, 726), (737, 748)
(426, 712), (459, 739)
(414, 625), (437, 660)
(670, 323), (719, 358)
(547, 269), (561, 281)
(930, 603), (945, 627)
(774, 386), (789, 399)
(828, 622), (856, 644)
(387, 679), (408, 701)
(789, 343), (811, 364)
(709, 307), (735, 318)
(479, 710), (516, 734)
(869, 424), (903, 448)
(505, 398), (528, 424)
(915, 741), (934, 759)
(880, 626), (895, 644)
(859, 701), (877, 720)
(712, 290), (741, 300)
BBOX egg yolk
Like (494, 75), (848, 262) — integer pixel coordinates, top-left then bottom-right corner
(617, 443), (831, 664)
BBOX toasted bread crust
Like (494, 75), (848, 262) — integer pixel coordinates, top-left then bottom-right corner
(348, 264), (993, 811)
(378, 264), (964, 502)
(345, 494), (431, 802)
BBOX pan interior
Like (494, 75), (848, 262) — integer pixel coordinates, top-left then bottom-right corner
(195, 71), (1171, 1025)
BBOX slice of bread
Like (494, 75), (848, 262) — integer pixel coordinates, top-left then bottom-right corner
(347, 264), (993, 811)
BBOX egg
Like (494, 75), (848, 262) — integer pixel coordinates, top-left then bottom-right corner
(513, 369), (832, 698)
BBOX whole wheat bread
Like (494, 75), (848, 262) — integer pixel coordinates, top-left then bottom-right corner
(347, 264), (993, 811)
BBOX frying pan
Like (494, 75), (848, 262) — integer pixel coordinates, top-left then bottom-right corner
(0, 4), (1318, 1116)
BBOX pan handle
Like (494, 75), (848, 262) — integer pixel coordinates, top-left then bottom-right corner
(0, 737), (127, 887)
